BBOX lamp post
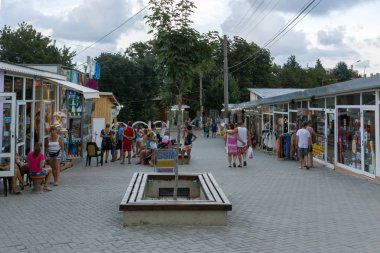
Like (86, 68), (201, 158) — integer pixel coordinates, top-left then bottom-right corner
(350, 60), (360, 71)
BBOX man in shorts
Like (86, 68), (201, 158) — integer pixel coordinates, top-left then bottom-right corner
(296, 121), (312, 170)
(121, 121), (135, 165)
(115, 123), (124, 160)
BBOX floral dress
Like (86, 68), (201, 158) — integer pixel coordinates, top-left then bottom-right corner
(227, 133), (238, 155)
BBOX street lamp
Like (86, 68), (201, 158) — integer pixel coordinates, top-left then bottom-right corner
(350, 60), (360, 71)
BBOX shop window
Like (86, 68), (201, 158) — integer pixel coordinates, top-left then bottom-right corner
(274, 103), (288, 112)
(43, 82), (52, 100)
(25, 79), (33, 100)
(289, 111), (298, 132)
(14, 77), (24, 100)
(262, 105), (273, 113)
(337, 108), (361, 169)
(289, 101), (298, 110)
(362, 92), (375, 105)
(326, 97), (335, 109)
(302, 101), (308, 108)
(310, 98), (325, 108)
(4, 75), (12, 92)
(337, 93), (360, 105)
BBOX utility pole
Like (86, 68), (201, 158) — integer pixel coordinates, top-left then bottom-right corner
(199, 73), (203, 120)
(223, 35), (229, 124)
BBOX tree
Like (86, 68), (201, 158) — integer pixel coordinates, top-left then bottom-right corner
(0, 22), (76, 66)
(96, 43), (161, 122)
(332, 61), (351, 82)
(146, 0), (213, 199)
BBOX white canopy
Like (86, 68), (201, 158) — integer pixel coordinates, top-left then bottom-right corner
(47, 78), (100, 99)
(170, 105), (190, 110)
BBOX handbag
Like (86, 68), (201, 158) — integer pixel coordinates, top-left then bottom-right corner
(49, 150), (60, 158)
(247, 146), (253, 159)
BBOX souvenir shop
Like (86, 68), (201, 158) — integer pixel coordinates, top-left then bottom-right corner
(0, 62), (99, 179)
(235, 75), (380, 179)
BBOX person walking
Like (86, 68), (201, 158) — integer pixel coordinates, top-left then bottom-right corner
(48, 125), (63, 186)
(211, 121), (217, 138)
(306, 120), (316, 167)
(237, 121), (250, 167)
(100, 123), (114, 163)
(226, 123), (245, 168)
(181, 125), (197, 165)
(296, 121), (312, 170)
(121, 121), (135, 165)
(115, 123), (124, 160)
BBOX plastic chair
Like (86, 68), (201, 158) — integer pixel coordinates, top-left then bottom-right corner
(86, 142), (103, 166)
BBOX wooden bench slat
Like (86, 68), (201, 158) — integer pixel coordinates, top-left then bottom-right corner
(120, 172), (139, 205)
(202, 174), (222, 203)
(129, 173), (144, 203)
(198, 174), (214, 202)
(207, 173), (231, 205)
(136, 174), (148, 201)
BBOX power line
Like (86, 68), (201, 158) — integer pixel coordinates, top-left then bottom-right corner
(75, 4), (149, 56)
(229, 0), (319, 72)
(242, 0), (280, 38)
(235, 0), (266, 36)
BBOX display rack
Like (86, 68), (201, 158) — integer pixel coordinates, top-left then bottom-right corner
(66, 91), (93, 159)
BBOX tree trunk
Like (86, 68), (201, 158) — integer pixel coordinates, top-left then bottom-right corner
(173, 83), (183, 200)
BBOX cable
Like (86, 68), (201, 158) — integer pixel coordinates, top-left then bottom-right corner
(75, 4), (149, 56)
(235, 0), (266, 36)
(229, 0), (318, 71)
(242, 0), (280, 38)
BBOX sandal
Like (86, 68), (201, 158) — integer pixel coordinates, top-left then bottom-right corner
(53, 182), (59, 186)
(43, 187), (52, 192)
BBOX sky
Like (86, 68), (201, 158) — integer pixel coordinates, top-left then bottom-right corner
(0, 0), (379, 76)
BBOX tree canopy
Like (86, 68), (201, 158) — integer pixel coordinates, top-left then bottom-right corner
(0, 22), (76, 66)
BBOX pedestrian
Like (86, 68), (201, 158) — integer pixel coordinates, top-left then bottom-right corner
(28, 142), (53, 192)
(149, 125), (159, 166)
(306, 120), (316, 167)
(48, 125), (64, 186)
(226, 123), (245, 168)
(203, 121), (210, 138)
(110, 125), (117, 162)
(211, 121), (217, 138)
(181, 125), (197, 165)
(296, 121), (312, 170)
(115, 123), (124, 160)
(237, 121), (249, 167)
(121, 121), (135, 165)
(135, 125), (143, 157)
(100, 123), (114, 163)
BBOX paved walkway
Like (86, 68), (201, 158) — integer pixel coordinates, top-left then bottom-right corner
(1, 131), (380, 253)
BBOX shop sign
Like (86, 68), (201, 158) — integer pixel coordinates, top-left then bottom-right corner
(312, 144), (324, 156)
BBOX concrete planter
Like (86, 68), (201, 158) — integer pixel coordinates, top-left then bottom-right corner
(119, 173), (232, 226)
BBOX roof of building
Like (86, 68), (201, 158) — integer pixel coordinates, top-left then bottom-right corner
(247, 88), (306, 98)
(240, 75), (380, 108)
(0, 61), (65, 80)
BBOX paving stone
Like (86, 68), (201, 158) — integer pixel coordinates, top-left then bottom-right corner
(1, 130), (380, 252)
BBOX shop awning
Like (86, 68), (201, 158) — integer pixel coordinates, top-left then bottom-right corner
(47, 78), (100, 99)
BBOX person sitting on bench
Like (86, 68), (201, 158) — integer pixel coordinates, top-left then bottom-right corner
(0, 157), (28, 195)
(28, 142), (53, 192)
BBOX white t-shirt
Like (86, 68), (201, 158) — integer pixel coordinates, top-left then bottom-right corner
(237, 127), (248, 147)
(296, 128), (311, 148)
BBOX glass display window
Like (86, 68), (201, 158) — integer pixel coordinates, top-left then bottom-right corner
(337, 93), (360, 105)
(310, 110), (325, 161)
(262, 114), (273, 131)
(274, 103), (288, 112)
(337, 108), (361, 169)
(362, 91), (375, 105)
(326, 97), (335, 109)
(310, 98), (325, 108)
(4, 75), (12, 92)
(14, 77), (24, 100)
(289, 111), (298, 133)
(25, 79), (33, 100)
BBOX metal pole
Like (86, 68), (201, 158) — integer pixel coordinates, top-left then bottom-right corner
(200, 73), (203, 119)
(223, 35), (229, 124)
